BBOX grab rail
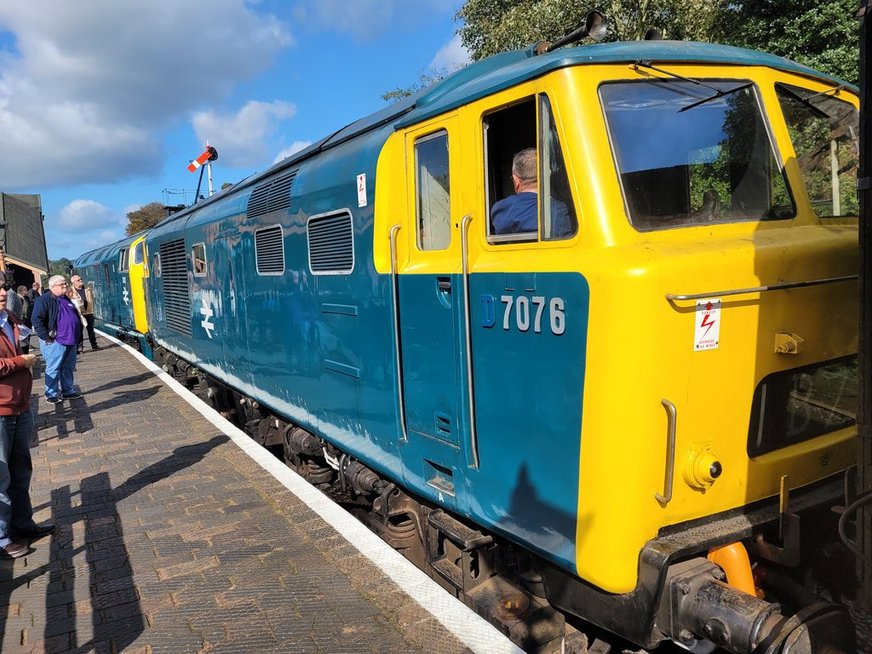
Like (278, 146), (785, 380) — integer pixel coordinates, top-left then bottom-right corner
(656, 399), (677, 504)
(666, 274), (857, 302)
(389, 224), (408, 443)
(461, 214), (480, 469)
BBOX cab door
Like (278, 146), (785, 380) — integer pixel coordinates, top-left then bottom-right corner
(395, 115), (468, 508)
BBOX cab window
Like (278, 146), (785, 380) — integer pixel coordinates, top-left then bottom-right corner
(119, 248), (129, 272)
(192, 243), (207, 276)
(601, 80), (794, 230)
(132, 242), (144, 265)
(776, 84), (859, 218)
(483, 94), (577, 243)
(415, 131), (451, 251)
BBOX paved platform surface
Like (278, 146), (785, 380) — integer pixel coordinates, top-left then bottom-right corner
(0, 337), (510, 653)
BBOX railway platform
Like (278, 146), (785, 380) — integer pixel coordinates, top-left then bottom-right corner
(1, 335), (519, 653)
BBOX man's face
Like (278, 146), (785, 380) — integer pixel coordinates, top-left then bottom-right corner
(0, 281), (7, 310)
(50, 280), (67, 297)
(72, 276), (83, 289)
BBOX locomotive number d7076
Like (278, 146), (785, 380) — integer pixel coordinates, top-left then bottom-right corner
(499, 294), (566, 335)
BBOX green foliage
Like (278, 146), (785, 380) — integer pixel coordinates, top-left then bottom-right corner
(126, 201), (168, 236)
(48, 258), (73, 278)
(455, 0), (857, 85)
(382, 70), (453, 103)
(456, 0), (718, 60)
(712, 0), (858, 85)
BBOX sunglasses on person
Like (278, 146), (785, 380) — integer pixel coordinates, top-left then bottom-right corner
(0, 285), (10, 291)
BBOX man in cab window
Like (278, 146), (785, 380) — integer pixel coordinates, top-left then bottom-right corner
(491, 148), (571, 237)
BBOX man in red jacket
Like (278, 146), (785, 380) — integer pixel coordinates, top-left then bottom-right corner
(0, 272), (53, 558)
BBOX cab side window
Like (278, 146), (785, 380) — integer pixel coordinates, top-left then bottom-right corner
(192, 243), (207, 276)
(415, 131), (451, 250)
(539, 95), (577, 240)
(132, 242), (144, 265)
(484, 94), (577, 243)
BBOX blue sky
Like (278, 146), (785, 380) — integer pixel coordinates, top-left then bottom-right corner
(0, 0), (469, 262)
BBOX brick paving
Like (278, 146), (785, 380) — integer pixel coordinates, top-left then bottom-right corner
(0, 338), (481, 653)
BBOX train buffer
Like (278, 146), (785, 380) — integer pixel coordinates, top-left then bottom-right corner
(2, 335), (520, 653)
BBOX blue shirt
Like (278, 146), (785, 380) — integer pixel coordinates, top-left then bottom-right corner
(491, 191), (573, 237)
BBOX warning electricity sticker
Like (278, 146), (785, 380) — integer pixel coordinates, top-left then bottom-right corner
(694, 299), (721, 351)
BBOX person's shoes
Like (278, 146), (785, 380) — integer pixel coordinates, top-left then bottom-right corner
(76, 347), (83, 354)
(0, 542), (32, 558)
(91, 345), (101, 351)
(15, 523), (54, 540)
(45, 396), (63, 404)
(62, 392), (82, 400)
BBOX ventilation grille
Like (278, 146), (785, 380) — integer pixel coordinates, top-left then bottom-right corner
(247, 170), (297, 219)
(255, 225), (284, 275)
(160, 239), (192, 336)
(308, 211), (354, 275)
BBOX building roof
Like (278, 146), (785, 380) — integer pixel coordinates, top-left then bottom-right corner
(0, 193), (48, 273)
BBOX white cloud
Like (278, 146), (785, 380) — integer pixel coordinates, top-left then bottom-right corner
(429, 35), (469, 72)
(57, 199), (121, 231)
(292, 0), (458, 41)
(0, 1), (292, 188)
(274, 140), (313, 163)
(192, 100), (297, 169)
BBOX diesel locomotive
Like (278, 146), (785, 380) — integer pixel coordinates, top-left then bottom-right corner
(75, 29), (862, 653)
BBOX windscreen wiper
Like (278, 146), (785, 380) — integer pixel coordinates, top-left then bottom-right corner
(677, 81), (755, 112)
(632, 60), (754, 112)
(777, 84), (835, 120)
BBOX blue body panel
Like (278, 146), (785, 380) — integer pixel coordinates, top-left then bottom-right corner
(396, 271), (589, 568)
(467, 273), (588, 567)
(146, 126), (406, 480)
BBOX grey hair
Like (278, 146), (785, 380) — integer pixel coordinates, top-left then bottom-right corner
(511, 148), (538, 183)
(48, 275), (67, 289)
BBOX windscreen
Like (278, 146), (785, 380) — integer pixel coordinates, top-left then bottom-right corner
(776, 84), (859, 218)
(601, 80), (794, 230)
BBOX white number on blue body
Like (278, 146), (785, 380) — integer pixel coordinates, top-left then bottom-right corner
(501, 294), (565, 335)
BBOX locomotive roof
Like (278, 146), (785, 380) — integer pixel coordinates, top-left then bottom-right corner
(153, 40), (852, 229)
(75, 230), (146, 267)
(398, 40), (853, 127)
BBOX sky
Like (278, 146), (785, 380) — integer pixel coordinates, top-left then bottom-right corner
(0, 0), (470, 262)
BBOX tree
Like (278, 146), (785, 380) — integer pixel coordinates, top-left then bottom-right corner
(455, 0), (857, 84)
(456, 0), (719, 61)
(48, 258), (73, 278)
(126, 202), (168, 236)
(711, 0), (858, 84)
(382, 70), (448, 103)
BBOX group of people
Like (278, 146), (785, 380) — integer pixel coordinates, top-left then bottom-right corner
(0, 272), (100, 559)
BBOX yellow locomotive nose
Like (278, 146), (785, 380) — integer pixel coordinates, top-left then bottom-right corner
(684, 443), (723, 490)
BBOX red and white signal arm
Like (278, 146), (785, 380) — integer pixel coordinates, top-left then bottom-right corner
(187, 146), (218, 173)
(694, 299), (721, 351)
